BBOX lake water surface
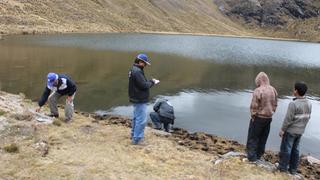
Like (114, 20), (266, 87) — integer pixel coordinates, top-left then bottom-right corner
(0, 33), (319, 157)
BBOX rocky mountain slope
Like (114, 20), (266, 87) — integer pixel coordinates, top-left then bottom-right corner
(214, 0), (320, 41)
(215, 0), (320, 26)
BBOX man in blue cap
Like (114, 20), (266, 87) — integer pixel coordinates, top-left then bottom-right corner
(128, 54), (160, 145)
(36, 72), (77, 122)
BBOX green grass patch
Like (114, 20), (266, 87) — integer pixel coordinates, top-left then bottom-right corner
(3, 143), (19, 153)
(52, 119), (62, 126)
(0, 110), (5, 116)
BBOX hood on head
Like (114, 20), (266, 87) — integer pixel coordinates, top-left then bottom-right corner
(255, 72), (270, 87)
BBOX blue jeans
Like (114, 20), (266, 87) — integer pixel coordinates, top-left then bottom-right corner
(131, 103), (147, 144)
(278, 132), (302, 174)
(150, 112), (170, 132)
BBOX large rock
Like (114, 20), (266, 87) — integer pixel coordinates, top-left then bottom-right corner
(301, 156), (320, 165)
(215, 0), (320, 26)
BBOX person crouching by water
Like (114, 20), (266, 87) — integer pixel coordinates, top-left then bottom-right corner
(278, 82), (312, 175)
(246, 72), (278, 162)
(36, 72), (77, 123)
(150, 98), (175, 132)
(128, 54), (160, 145)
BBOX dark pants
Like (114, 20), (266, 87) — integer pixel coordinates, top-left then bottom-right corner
(150, 112), (171, 132)
(278, 132), (301, 174)
(246, 117), (272, 162)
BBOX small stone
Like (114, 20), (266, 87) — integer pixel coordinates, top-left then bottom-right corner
(33, 140), (49, 157)
(177, 140), (184, 145)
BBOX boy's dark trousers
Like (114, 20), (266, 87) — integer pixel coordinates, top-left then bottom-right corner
(246, 116), (272, 161)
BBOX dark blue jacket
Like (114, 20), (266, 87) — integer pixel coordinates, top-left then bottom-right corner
(128, 64), (154, 103)
(38, 74), (77, 107)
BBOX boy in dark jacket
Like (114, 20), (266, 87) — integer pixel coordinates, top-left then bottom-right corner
(278, 82), (312, 175)
(150, 98), (175, 132)
(128, 54), (160, 145)
(36, 72), (77, 122)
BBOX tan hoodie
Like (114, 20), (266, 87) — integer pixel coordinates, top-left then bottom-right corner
(250, 72), (278, 119)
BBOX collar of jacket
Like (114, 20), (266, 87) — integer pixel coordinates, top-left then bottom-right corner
(134, 63), (144, 70)
(293, 96), (306, 101)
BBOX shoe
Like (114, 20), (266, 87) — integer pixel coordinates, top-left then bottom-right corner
(132, 140), (148, 146)
(46, 113), (59, 118)
(290, 173), (304, 180)
(64, 118), (73, 123)
(276, 166), (288, 173)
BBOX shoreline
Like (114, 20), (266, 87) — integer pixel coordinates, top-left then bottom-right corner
(1, 30), (318, 44)
(0, 91), (319, 179)
(92, 113), (320, 179)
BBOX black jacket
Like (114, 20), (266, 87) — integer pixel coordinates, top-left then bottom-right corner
(38, 74), (77, 107)
(128, 64), (154, 103)
(153, 99), (175, 123)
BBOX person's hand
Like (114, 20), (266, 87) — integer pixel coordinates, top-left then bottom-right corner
(36, 107), (41, 112)
(152, 78), (160, 85)
(251, 114), (256, 122)
(279, 130), (284, 138)
(66, 96), (73, 103)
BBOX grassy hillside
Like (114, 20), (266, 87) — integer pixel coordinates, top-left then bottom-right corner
(0, 0), (252, 36)
(1, 0), (319, 41)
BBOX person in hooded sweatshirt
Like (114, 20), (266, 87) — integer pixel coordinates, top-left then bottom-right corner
(150, 98), (175, 132)
(246, 72), (278, 162)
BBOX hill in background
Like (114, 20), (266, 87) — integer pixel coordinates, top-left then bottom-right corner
(0, 0), (319, 41)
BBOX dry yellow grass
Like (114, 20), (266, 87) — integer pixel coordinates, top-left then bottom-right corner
(0, 0), (319, 41)
(0, 91), (293, 179)
(0, 0), (251, 36)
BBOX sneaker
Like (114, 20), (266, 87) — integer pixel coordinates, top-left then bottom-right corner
(291, 173), (304, 180)
(276, 166), (288, 173)
(132, 140), (148, 146)
(64, 118), (73, 123)
(46, 113), (59, 118)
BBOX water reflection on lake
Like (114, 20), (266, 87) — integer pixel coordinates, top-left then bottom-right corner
(0, 33), (319, 157)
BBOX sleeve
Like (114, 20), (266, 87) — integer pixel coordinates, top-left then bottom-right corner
(250, 89), (260, 117)
(281, 102), (295, 132)
(153, 100), (162, 112)
(67, 79), (77, 96)
(134, 71), (154, 90)
(272, 88), (278, 113)
(38, 87), (51, 107)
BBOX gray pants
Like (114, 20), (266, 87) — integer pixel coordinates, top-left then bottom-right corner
(48, 92), (75, 120)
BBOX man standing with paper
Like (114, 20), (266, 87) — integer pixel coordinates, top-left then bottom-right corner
(128, 54), (160, 145)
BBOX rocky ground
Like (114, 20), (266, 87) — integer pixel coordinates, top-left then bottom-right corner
(0, 0), (319, 41)
(0, 91), (319, 179)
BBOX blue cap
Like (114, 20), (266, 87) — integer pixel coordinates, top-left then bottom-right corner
(137, 54), (151, 65)
(47, 73), (58, 88)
